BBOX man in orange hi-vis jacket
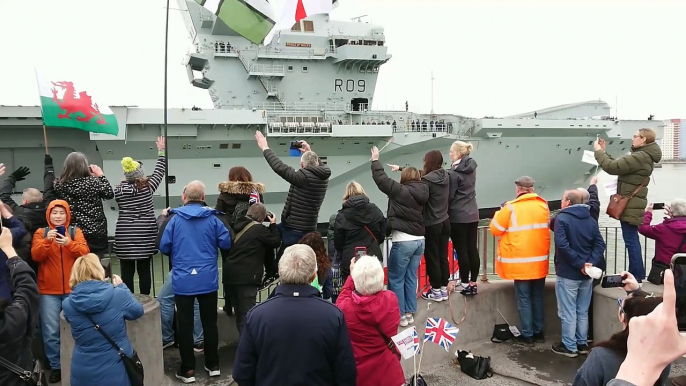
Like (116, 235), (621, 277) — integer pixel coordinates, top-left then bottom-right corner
(490, 176), (551, 347)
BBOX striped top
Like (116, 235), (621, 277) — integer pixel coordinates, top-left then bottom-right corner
(113, 155), (166, 259)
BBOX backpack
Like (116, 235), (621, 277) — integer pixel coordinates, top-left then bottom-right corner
(231, 201), (251, 228)
(330, 249), (344, 297)
(43, 225), (76, 240)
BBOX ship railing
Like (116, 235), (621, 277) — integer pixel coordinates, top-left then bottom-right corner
(102, 226), (652, 303)
(267, 123), (333, 135)
(392, 122), (454, 133)
(251, 101), (348, 111)
(255, 47), (328, 58)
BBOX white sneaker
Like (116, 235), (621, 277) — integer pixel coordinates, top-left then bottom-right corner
(204, 366), (220, 377)
(405, 314), (414, 324)
(399, 315), (409, 327)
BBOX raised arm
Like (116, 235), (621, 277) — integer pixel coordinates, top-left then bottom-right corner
(595, 150), (649, 176)
(88, 165), (115, 200)
(43, 155), (57, 202)
(263, 149), (308, 188)
(147, 137), (167, 192)
(0, 167), (29, 211)
(371, 160), (402, 198)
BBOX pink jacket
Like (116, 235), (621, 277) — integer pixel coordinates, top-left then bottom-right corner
(336, 277), (405, 386)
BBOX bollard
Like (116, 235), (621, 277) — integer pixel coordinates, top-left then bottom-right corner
(60, 294), (172, 385)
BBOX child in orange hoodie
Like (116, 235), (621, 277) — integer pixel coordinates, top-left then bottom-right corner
(31, 199), (89, 382)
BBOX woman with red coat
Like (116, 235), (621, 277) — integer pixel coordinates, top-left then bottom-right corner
(336, 255), (405, 386)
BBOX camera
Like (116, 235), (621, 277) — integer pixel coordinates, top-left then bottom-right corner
(671, 254), (686, 331)
(653, 203), (665, 210)
(290, 140), (303, 149)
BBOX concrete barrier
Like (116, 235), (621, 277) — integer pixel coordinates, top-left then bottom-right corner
(60, 294), (172, 386)
(398, 279), (561, 375)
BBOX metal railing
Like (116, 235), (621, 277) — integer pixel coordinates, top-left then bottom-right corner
(103, 226), (655, 305)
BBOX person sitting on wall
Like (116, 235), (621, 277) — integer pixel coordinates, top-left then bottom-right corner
(254, 131), (331, 262)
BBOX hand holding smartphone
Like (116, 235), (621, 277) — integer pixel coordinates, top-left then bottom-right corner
(601, 274), (626, 288)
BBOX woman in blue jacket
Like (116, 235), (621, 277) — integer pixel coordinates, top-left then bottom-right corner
(62, 253), (144, 386)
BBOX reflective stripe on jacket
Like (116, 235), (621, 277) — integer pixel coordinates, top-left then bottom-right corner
(490, 193), (551, 280)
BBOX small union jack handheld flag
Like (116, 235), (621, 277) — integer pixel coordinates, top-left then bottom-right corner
(424, 317), (459, 352)
(249, 189), (261, 204)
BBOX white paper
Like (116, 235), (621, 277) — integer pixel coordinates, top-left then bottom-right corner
(586, 266), (603, 280)
(391, 326), (420, 359)
(581, 150), (598, 166)
(604, 177), (618, 196)
(509, 326), (521, 337)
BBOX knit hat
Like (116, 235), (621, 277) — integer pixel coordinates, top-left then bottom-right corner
(121, 157), (144, 180)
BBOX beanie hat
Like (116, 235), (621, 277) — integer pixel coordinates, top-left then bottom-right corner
(122, 157), (145, 180)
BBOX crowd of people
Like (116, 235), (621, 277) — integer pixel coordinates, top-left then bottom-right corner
(0, 126), (685, 386)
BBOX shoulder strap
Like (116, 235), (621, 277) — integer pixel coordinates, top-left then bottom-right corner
(235, 221), (256, 243)
(69, 226), (76, 240)
(85, 314), (125, 356)
(626, 177), (650, 199)
(0, 355), (33, 380)
(43, 227), (49, 238)
(363, 225), (377, 243)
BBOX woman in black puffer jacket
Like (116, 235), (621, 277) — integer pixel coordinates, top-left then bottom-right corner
(371, 147), (429, 327)
(216, 166), (265, 229)
(334, 181), (386, 282)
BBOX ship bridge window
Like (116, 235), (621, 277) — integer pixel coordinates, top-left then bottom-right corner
(302, 66), (309, 72)
(335, 39), (348, 47)
(303, 21), (314, 32)
(350, 98), (368, 112)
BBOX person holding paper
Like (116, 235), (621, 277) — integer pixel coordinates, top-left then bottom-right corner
(594, 128), (662, 282)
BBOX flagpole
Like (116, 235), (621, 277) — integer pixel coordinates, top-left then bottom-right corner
(42, 124), (49, 155)
(163, 0), (170, 208)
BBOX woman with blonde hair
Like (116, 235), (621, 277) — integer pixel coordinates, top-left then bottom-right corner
(334, 181), (385, 282)
(448, 140), (480, 295)
(370, 147), (429, 327)
(62, 254), (144, 386)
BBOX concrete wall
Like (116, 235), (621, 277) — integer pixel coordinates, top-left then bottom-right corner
(60, 295), (170, 386)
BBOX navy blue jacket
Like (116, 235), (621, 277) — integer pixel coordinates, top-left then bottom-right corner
(233, 284), (357, 386)
(554, 205), (607, 280)
(550, 184), (600, 232)
(62, 281), (144, 386)
(0, 216), (28, 300)
(159, 202), (232, 295)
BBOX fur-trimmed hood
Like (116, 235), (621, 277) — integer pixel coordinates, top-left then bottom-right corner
(218, 181), (266, 195)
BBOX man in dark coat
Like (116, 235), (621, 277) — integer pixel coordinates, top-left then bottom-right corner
(0, 155), (56, 235)
(233, 244), (356, 386)
(255, 131), (331, 261)
(0, 227), (40, 386)
(223, 204), (281, 335)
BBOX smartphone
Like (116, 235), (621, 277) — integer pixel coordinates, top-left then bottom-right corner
(101, 258), (112, 282)
(289, 140), (303, 149)
(671, 254), (686, 331)
(354, 247), (367, 262)
(601, 274), (625, 288)
(55, 225), (66, 236)
(653, 203), (665, 210)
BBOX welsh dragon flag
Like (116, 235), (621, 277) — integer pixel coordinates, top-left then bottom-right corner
(35, 70), (119, 136)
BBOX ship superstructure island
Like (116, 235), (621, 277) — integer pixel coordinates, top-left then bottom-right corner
(0, 0), (664, 234)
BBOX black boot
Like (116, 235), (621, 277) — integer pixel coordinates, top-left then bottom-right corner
(49, 369), (61, 383)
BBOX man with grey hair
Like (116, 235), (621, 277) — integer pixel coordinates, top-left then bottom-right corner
(551, 189), (606, 358)
(255, 131), (331, 261)
(234, 244), (356, 386)
(159, 180), (233, 382)
(0, 154), (55, 235)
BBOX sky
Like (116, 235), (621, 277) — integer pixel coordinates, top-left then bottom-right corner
(0, 0), (684, 119)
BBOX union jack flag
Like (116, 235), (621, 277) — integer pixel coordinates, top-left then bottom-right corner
(249, 189), (261, 204)
(411, 328), (421, 356)
(424, 318), (459, 352)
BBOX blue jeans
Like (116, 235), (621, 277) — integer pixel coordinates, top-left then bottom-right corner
(388, 240), (425, 316)
(621, 221), (644, 281)
(158, 272), (203, 344)
(40, 294), (68, 369)
(276, 224), (308, 261)
(556, 277), (593, 352)
(514, 278), (545, 338)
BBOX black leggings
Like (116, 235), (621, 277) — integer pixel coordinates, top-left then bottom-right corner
(451, 222), (480, 283)
(120, 257), (152, 295)
(424, 219), (451, 289)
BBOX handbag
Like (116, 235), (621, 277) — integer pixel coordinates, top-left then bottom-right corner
(375, 325), (401, 360)
(407, 374), (428, 386)
(0, 356), (43, 386)
(456, 350), (494, 380)
(648, 235), (686, 285)
(490, 324), (513, 343)
(85, 314), (144, 386)
(606, 178), (649, 220)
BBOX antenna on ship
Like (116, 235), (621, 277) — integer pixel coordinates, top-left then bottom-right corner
(163, 0), (171, 208)
(351, 15), (368, 22)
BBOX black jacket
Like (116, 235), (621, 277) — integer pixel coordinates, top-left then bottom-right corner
(233, 284), (357, 386)
(448, 156), (479, 224)
(334, 195), (385, 276)
(263, 149), (331, 231)
(223, 216), (281, 285)
(422, 168), (450, 227)
(0, 156), (56, 235)
(216, 181), (265, 227)
(0, 257), (39, 386)
(371, 161), (429, 236)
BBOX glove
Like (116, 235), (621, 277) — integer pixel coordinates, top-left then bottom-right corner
(45, 154), (53, 166)
(11, 167), (30, 181)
